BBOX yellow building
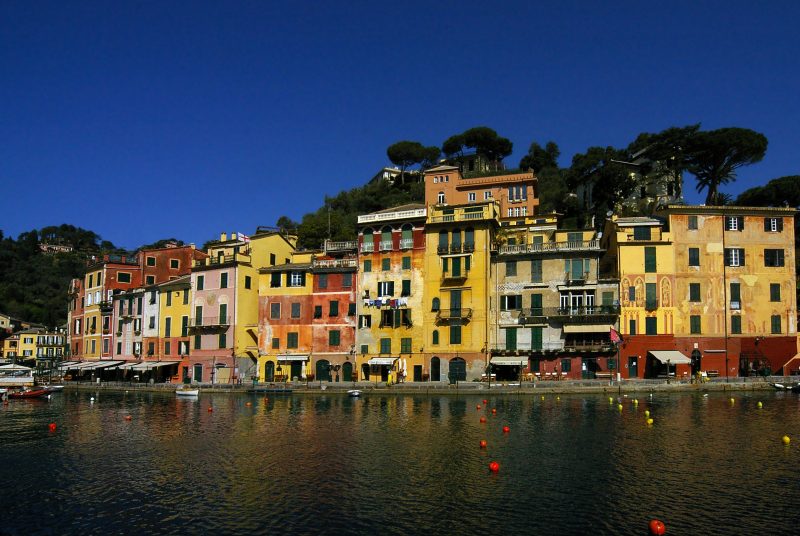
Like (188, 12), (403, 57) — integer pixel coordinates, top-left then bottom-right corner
(423, 201), (498, 381)
(2, 328), (66, 363)
(356, 204), (427, 383)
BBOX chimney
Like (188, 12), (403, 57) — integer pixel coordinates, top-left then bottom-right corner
(220, 232), (227, 241)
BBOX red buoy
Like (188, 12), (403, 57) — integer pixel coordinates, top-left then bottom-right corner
(476, 404), (482, 410)
(208, 406), (213, 413)
(479, 440), (487, 448)
(488, 461), (500, 472)
(502, 426), (510, 433)
(48, 422), (57, 432)
(480, 417), (486, 423)
(246, 402), (252, 407)
(491, 408), (497, 415)
(124, 415), (132, 421)
(483, 399), (488, 404)
(648, 519), (666, 535)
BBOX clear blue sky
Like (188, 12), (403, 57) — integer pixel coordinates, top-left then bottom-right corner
(2, 1), (799, 249)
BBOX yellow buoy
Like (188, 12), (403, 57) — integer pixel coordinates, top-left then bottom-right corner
(644, 410), (650, 417)
(647, 418), (654, 425)
(782, 435), (791, 445)
(609, 397), (613, 403)
(757, 401), (763, 409)
(617, 404), (623, 411)
(541, 395), (545, 400)
(730, 398), (735, 404)
(633, 399), (639, 405)
(556, 396), (560, 401)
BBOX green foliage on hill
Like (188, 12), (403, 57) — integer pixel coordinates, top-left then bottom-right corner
(0, 227), (120, 328)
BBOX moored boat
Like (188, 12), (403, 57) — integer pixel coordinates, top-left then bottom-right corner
(176, 389), (199, 397)
(347, 389), (362, 397)
(8, 388), (50, 399)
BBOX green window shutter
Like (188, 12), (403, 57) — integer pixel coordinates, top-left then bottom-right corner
(531, 259), (542, 283)
(771, 315), (781, 334)
(531, 293), (542, 314)
(181, 316), (188, 337)
(318, 274), (328, 289)
(329, 330), (340, 346)
(644, 247), (656, 273)
(645, 283), (657, 309)
(330, 301), (339, 316)
(219, 303), (227, 323)
(730, 283), (741, 303)
(452, 257), (461, 277)
(731, 316), (741, 334)
(220, 273), (228, 288)
(645, 317), (657, 335)
(402, 256), (411, 270)
(689, 248), (699, 266)
(165, 317), (171, 337)
(380, 338), (391, 354)
(348, 303), (356, 316)
(442, 257), (448, 273)
(531, 327), (543, 350)
(689, 283), (700, 302)
(506, 328), (517, 350)
(272, 337), (280, 349)
(360, 344), (368, 355)
(219, 333), (226, 348)
(450, 324), (461, 344)
(364, 260), (372, 272)
(382, 258), (390, 271)
(690, 316), (701, 334)
(194, 335), (201, 350)
(401, 280), (411, 297)
(401, 338), (411, 353)
(197, 275), (204, 290)
(770, 283), (781, 302)
(432, 330), (439, 345)
(465, 255), (471, 272)
(602, 292), (613, 306)
(270, 273), (280, 287)
(287, 333), (298, 348)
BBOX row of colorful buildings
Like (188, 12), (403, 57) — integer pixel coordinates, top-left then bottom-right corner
(64, 165), (799, 383)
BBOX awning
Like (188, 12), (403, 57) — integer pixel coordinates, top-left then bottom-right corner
(80, 360), (125, 371)
(277, 355), (309, 362)
(562, 324), (614, 333)
(0, 364), (33, 372)
(132, 361), (180, 371)
(115, 362), (142, 370)
(367, 357), (397, 366)
(490, 357), (526, 366)
(648, 350), (692, 365)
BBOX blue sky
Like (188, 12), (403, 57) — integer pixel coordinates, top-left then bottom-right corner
(2, 1), (798, 249)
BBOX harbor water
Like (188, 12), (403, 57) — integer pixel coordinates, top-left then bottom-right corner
(2, 390), (800, 535)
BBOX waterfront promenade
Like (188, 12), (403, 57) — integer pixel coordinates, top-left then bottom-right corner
(62, 376), (787, 395)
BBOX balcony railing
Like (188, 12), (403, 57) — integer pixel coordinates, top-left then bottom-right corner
(491, 341), (566, 354)
(429, 205), (496, 223)
(357, 207), (426, 224)
(499, 240), (601, 255)
(399, 238), (414, 249)
(379, 240), (393, 251)
(441, 270), (469, 281)
(518, 305), (620, 324)
(189, 316), (230, 329)
(435, 308), (473, 322)
(450, 244), (462, 254)
(312, 258), (357, 269)
(360, 243), (374, 253)
(193, 252), (251, 268)
(98, 301), (113, 312)
(563, 341), (615, 353)
(323, 239), (358, 253)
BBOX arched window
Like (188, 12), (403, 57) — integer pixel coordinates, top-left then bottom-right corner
(432, 330), (439, 345)
(380, 226), (393, 251)
(401, 224), (413, 249)
(431, 297), (440, 311)
(362, 228), (374, 252)
(437, 191), (445, 204)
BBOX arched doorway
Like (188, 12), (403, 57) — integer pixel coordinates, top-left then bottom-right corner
(691, 349), (702, 375)
(430, 356), (441, 382)
(264, 361), (275, 382)
(361, 363), (370, 382)
(449, 357), (466, 383)
(316, 359), (331, 382)
(342, 361), (353, 382)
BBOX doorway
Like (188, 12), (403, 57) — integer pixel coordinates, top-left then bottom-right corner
(448, 357), (467, 383)
(264, 361), (274, 382)
(413, 364), (422, 382)
(342, 362), (353, 382)
(316, 359), (331, 382)
(193, 364), (202, 383)
(430, 357), (440, 382)
(628, 356), (638, 378)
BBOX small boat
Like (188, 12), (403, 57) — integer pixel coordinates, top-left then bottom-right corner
(44, 385), (64, 392)
(772, 383), (787, 390)
(176, 389), (199, 397)
(347, 389), (362, 397)
(8, 388), (50, 399)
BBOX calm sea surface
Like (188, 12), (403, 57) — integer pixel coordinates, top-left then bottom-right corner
(2, 390), (800, 535)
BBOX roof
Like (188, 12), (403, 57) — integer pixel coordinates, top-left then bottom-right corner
(157, 274), (191, 289)
(424, 165), (460, 173)
(613, 216), (662, 227)
(660, 204), (797, 216)
(259, 262), (312, 273)
(373, 203), (426, 214)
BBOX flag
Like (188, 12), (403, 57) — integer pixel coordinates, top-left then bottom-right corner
(610, 328), (622, 344)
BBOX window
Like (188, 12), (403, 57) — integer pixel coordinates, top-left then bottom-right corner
(731, 315), (742, 334)
(270, 303), (281, 319)
(725, 216), (744, 231)
(381, 258), (390, 271)
(359, 315), (371, 328)
(401, 280), (411, 297)
(449, 323), (462, 344)
(348, 303), (356, 316)
(360, 344), (368, 355)
(730, 283), (740, 308)
(270, 272), (281, 287)
(195, 305), (203, 323)
(342, 273), (353, 287)
(164, 341), (171, 356)
(314, 305), (322, 319)
(561, 359), (571, 373)
(725, 248), (745, 267)
(505, 328), (517, 350)
(170, 259), (179, 269)
(380, 338), (391, 354)
(770, 283), (781, 302)
(764, 249), (785, 267)
(764, 217), (783, 232)
(484, 191), (492, 200)
(437, 192), (445, 204)
(149, 316), (156, 329)
(771, 315), (782, 334)
(644, 247), (656, 273)
(219, 333), (227, 348)
(290, 271), (305, 287)
(181, 316), (188, 337)
(291, 303), (301, 319)
(377, 281), (394, 297)
(329, 300), (339, 316)
(645, 283), (657, 309)
(318, 274), (328, 289)
(629, 319), (636, 335)
(117, 272), (131, 283)
(272, 337), (280, 349)
(166, 292), (172, 306)
(688, 215), (698, 230)
(329, 330), (341, 346)
(183, 289), (189, 304)
(146, 256), (156, 266)
(287, 332), (298, 348)
(194, 335), (201, 350)
(363, 260), (372, 272)
(690, 315), (701, 334)
(402, 256), (411, 270)
(468, 192), (476, 202)
(145, 275), (155, 286)
(117, 342), (122, 355)
(628, 286), (636, 302)
(688, 248), (700, 267)
(431, 297), (440, 311)
(633, 226), (651, 240)
(88, 274), (93, 288)
(432, 330), (439, 345)
(506, 261), (517, 277)
(197, 275), (204, 290)
(401, 338), (412, 353)
(645, 317), (657, 335)
(220, 272), (228, 288)
(244, 276), (251, 289)
(165, 317), (171, 337)
(689, 283), (701, 302)
(501, 295), (523, 310)
(531, 259), (542, 283)
(270, 253), (276, 266)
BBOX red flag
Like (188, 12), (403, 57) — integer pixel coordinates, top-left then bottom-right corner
(610, 328), (622, 344)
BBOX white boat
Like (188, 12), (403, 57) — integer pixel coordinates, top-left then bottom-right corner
(347, 389), (362, 397)
(176, 389), (199, 397)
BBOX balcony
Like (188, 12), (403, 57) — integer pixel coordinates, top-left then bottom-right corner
(357, 207), (427, 224)
(360, 242), (374, 253)
(562, 273), (589, 286)
(463, 242), (475, 253)
(547, 305), (620, 324)
(441, 270), (469, 282)
(379, 240), (393, 251)
(491, 341), (565, 354)
(450, 244), (462, 254)
(563, 340), (615, 353)
(730, 301), (741, 310)
(323, 239), (358, 253)
(499, 240), (601, 255)
(193, 252), (251, 269)
(399, 238), (414, 249)
(189, 316), (230, 330)
(312, 258), (357, 270)
(428, 204), (497, 224)
(98, 301), (113, 313)
(435, 308), (472, 322)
